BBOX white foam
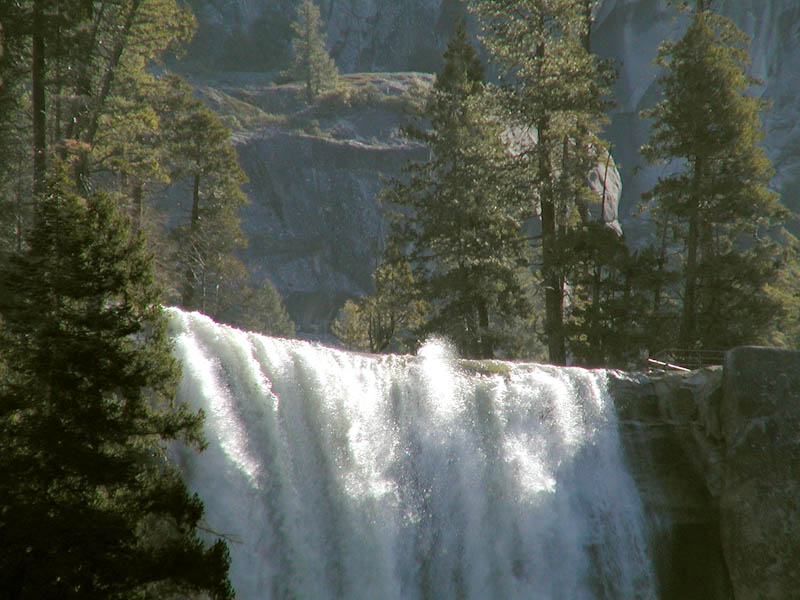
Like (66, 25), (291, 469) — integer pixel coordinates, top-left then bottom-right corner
(167, 308), (656, 600)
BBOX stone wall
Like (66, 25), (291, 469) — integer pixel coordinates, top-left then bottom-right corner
(608, 347), (800, 599)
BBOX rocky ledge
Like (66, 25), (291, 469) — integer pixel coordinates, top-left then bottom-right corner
(608, 347), (800, 600)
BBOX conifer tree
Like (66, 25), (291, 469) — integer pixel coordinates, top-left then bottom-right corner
(642, 5), (796, 350)
(332, 256), (428, 353)
(160, 77), (249, 318)
(0, 168), (233, 599)
(471, 0), (615, 364)
(233, 278), (296, 338)
(383, 22), (532, 358)
(287, 0), (339, 102)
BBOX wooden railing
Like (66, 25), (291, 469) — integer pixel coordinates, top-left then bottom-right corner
(647, 348), (726, 371)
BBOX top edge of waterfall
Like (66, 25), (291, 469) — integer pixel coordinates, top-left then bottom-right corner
(164, 306), (613, 375)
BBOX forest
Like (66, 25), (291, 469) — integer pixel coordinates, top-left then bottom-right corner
(0, 0), (797, 597)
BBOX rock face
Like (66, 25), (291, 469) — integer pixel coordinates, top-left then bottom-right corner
(232, 125), (426, 335)
(184, 0), (800, 234)
(608, 347), (800, 600)
(592, 0), (800, 240)
(720, 347), (800, 599)
(185, 0), (454, 73)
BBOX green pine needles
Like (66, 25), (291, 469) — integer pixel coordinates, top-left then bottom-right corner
(382, 22), (534, 359)
(287, 0), (340, 102)
(642, 7), (798, 350)
(0, 169), (233, 599)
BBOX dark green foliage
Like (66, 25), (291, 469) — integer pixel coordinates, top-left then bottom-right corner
(159, 76), (249, 320)
(0, 170), (233, 599)
(232, 278), (296, 338)
(642, 7), (797, 350)
(332, 257), (428, 353)
(383, 23), (533, 358)
(561, 223), (678, 367)
(472, 0), (617, 364)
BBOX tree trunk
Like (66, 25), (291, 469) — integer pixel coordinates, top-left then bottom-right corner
(477, 299), (491, 359)
(62, 1), (105, 152)
(182, 172), (202, 308)
(581, 0), (593, 53)
(681, 157), (703, 347)
(131, 180), (143, 232)
(32, 0), (47, 196)
(74, 0), (141, 187)
(541, 197), (566, 365)
(536, 34), (566, 365)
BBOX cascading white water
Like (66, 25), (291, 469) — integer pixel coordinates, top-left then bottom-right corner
(167, 308), (656, 599)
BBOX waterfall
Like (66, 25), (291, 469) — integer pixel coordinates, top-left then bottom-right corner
(167, 308), (656, 599)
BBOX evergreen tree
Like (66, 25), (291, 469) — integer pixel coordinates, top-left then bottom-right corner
(331, 257), (428, 353)
(641, 5), (796, 350)
(561, 224), (677, 367)
(233, 278), (296, 338)
(160, 77), (249, 319)
(383, 23), (532, 358)
(471, 0), (616, 364)
(286, 0), (339, 102)
(0, 0), (195, 226)
(0, 169), (233, 599)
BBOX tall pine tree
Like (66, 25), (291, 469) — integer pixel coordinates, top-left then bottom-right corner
(286, 0), (339, 102)
(159, 76), (248, 318)
(0, 169), (233, 599)
(383, 23), (532, 358)
(471, 0), (616, 365)
(642, 5), (796, 350)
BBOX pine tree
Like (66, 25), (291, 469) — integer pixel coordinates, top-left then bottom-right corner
(332, 257), (428, 353)
(287, 0), (339, 102)
(232, 278), (296, 338)
(471, 0), (616, 364)
(383, 22), (532, 358)
(641, 5), (796, 350)
(160, 77), (249, 319)
(0, 0), (196, 229)
(0, 169), (233, 599)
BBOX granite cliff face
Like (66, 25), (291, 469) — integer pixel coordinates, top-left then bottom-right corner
(178, 0), (800, 336)
(608, 347), (800, 600)
(593, 0), (800, 241)
(184, 73), (431, 335)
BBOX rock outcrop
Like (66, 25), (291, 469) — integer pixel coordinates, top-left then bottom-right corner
(233, 126), (426, 334)
(608, 346), (800, 600)
(719, 347), (800, 600)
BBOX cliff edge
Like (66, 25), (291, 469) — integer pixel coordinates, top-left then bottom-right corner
(609, 346), (800, 599)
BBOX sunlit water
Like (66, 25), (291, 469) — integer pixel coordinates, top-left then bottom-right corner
(167, 308), (656, 599)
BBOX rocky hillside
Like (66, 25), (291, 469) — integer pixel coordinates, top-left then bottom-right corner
(174, 0), (800, 337)
(175, 72), (432, 336)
